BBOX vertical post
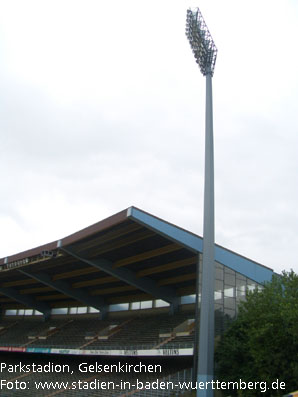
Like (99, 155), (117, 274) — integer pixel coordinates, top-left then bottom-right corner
(197, 71), (215, 397)
(43, 310), (51, 322)
(192, 253), (200, 382)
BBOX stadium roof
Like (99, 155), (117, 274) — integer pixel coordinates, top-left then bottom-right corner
(0, 207), (273, 316)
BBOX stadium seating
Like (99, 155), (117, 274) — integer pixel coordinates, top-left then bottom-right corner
(0, 311), (195, 351)
(0, 310), (194, 395)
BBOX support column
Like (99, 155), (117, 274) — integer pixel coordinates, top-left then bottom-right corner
(169, 297), (180, 315)
(197, 72), (215, 397)
(99, 306), (108, 320)
(43, 311), (51, 322)
(193, 253), (200, 382)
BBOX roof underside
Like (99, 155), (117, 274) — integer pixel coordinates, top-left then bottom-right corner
(0, 207), (273, 314)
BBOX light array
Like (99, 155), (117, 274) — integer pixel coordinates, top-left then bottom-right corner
(186, 8), (217, 76)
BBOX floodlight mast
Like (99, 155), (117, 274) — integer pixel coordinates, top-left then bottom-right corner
(186, 7), (217, 397)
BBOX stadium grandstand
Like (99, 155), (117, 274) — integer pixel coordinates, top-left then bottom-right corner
(0, 206), (274, 396)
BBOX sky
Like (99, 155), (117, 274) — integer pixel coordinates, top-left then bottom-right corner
(0, 0), (297, 275)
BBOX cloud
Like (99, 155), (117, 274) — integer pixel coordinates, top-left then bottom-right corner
(0, 0), (297, 275)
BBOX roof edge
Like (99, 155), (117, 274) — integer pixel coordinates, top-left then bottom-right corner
(127, 206), (274, 284)
(0, 206), (275, 286)
(0, 208), (128, 265)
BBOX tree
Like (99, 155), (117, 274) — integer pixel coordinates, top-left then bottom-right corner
(215, 270), (298, 397)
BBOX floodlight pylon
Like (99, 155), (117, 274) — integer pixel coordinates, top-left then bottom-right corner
(186, 7), (217, 397)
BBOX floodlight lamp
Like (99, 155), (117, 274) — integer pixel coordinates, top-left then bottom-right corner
(185, 7), (217, 76)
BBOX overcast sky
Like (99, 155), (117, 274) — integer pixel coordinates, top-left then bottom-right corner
(0, 0), (297, 275)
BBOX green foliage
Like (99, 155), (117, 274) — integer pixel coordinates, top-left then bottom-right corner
(215, 270), (298, 397)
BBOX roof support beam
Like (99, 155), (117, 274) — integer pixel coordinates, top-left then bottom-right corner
(0, 287), (50, 316)
(18, 269), (108, 316)
(60, 247), (179, 305)
(169, 298), (180, 316)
